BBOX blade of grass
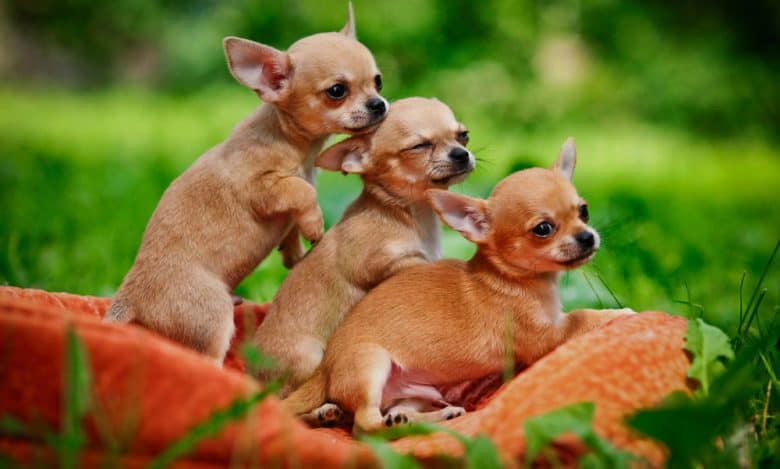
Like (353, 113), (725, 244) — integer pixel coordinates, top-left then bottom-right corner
(759, 352), (780, 387)
(359, 423), (436, 469)
(0, 415), (33, 438)
(361, 422), (503, 469)
(672, 300), (704, 318)
(742, 289), (767, 336)
(148, 380), (281, 469)
(438, 430), (502, 469)
(737, 271), (747, 335)
(760, 380), (772, 438)
(743, 239), (779, 324)
(595, 272), (624, 308)
(685, 282), (696, 318)
(361, 439), (421, 469)
(61, 325), (92, 469)
(581, 271), (605, 309)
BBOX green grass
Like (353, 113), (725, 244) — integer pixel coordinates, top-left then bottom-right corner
(1, 86), (778, 335)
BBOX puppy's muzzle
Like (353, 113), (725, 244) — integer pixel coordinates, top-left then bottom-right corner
(574, 230), (595, 249)
(348, 97), (388, 133)
(448, 148), (471, 170)
(432, 148), (475, 185)
(366, 97), (387, 118)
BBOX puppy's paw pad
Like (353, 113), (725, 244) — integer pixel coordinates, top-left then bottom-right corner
(324, 406), (342, 420)
(384, 411), (408, 427)
(315, 403), (344, 427)
(444, 407), (465, 420)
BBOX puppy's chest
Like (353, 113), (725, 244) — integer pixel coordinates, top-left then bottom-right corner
(411, 205), (442, 260)
(298, 158), (317, 184)
(298, 139), (324, 184)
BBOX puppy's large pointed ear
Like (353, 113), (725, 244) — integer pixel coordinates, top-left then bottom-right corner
(427, 190), (490, 244)
(317, 136), (370, 174)
(223, 37), (292, 102)
(341, 2), (357, 39)
(552, 137), (576, 181)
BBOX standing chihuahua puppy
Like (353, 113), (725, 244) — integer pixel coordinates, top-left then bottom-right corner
(105, 5), (388, 363)
(284, 138), (633, 432)
(255, 97), (474, 398)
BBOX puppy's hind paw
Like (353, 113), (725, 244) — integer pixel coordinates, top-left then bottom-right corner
(314, 403), (344, 427)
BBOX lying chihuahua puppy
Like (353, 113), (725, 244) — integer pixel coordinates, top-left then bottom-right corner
(284, 138), (633, 432)
(255, 97), (474, 399)
(105, 5), (388, 363)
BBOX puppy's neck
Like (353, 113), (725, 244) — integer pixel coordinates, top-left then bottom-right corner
(468, 250), (562, 311)
(243, 104), (326, 162)
(362, 180), (420, 211)
(358, 185), (442, 259)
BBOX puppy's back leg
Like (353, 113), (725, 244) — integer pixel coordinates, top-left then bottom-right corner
(105, 298), (133, 323)
(335, 346), (392, 434)
(139, 274), (235, 364)
(203, 306), (236, 365)
(384, 399), (465, 427)
(256, 332), (324, 396)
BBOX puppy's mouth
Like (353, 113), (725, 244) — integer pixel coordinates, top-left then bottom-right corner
(558, 250), (597, 267)
(345, 114), (387, 134)
(431, 168), (473, 186)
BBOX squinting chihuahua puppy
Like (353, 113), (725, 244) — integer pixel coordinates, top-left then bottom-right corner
(284, 138), (633, 432)
(105, 5), (388, 363)
(255, 97), (474, 401)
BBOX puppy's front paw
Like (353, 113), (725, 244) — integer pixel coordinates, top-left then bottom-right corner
(299, 208), (324, 244)
(443, 406), (465, 420)
(280, 238), (305, 268)
(383, 410), (409, 427)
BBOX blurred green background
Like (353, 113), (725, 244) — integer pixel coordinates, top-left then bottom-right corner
(0, 0), (778, 334)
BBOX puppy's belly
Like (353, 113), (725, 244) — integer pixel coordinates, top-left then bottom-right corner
(197, 214), (292, 289)
(380, 364), (444, 410)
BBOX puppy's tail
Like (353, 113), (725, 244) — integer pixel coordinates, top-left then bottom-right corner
(104, 299), (134, 323)
(282, 368), (327, 415)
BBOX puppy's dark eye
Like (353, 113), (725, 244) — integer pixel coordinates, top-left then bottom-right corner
(579, 204), (589, 222)
(409, 142), (433, 151)
(325, 84), (348, 100)
(532, 222), (555, 238)
(374, 74), (383, 92)
(456, 130), (469, 145)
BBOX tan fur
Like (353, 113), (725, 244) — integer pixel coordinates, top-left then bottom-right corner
(255, 98), (474, 395)
(283, 138), (633, 432)
(105, 6), (388, 364)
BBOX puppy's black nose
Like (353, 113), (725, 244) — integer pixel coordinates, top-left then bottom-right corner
(448, 147), (470, 165)
(366, 97), (386, 116)
(575, 231), (595, 249)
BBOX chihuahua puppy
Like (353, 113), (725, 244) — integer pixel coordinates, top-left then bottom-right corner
(105, 5), (388, 363)
(255, 97), (474, 399)
(283, 138), (633, 432)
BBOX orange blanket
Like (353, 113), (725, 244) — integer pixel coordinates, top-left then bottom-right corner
(0, 286), (689, 467)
